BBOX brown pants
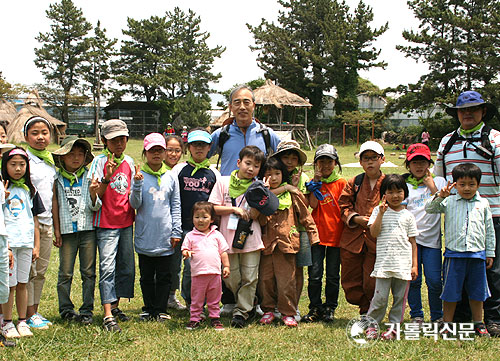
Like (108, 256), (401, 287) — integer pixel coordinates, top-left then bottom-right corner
(340, 247), (376, 314)
(259, 249), (297, 317)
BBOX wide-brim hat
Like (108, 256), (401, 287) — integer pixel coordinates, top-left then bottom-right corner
(52, 136), (94, 169)
(271, 140), (307, 165)
(245, 180), (279, 216)
(446, 91), (498, 122)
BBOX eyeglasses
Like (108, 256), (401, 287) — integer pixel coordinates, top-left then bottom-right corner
(148, 148), (166, 154)
(166, 148), (182, 154)
(361, 155), (381, 162)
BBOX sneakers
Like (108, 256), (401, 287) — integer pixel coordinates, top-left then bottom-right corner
(231, 315), (246, 328)
(157, 313), (172, 322)
(1, 322), (20, 339)
(283, 316), (298, 327)
(220, 304), (236, 317)
(486, 322), (500, 337)
(103, 316), (121, 332)
(78, 314), (93, 325)
(294, 310), (302, 322)
(16, 321), (33, 337)
(111, 307), (130, 322)
(27, 314), (49, 330)
(185, 320), (201, 330)
(411, 316), (424, 326)
(474, 322), (491, 338)
(211, 318), (224, 331)
(259, 312), (275, 325)
(167, 295), (187, 311)
(139, 312), (154, 322)
(365, 327), (378, 340)
(36, 313), (52, 326)
(61, 310), (79, 322)
(0, 334), (15, 347)
(381, 329), (397, 340)
(302, 308), (323, 323)
(323, 307), (335, 323)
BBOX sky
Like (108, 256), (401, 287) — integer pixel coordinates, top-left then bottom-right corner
(0, 0), (429, 97)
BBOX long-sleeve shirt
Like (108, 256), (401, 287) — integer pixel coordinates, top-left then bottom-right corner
(425, 193), (495, 258)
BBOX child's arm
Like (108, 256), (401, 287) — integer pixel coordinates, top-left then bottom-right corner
(221, 251), (230, 278)
(484, 204), (495, 269)
(33, 216), (40, 261)
(129, 165), (144, 209)
(369, 197), (387, 238)
(293, 193), (319, 245)
(51, 183), (62, 248)
(95, 154), (119, 199)
(422, 169), (438, 194)
(249, 207), (261, 221)
(213, 205), (250, 221)
(409, 236), (418, 280)
(88, 173), (101, 210)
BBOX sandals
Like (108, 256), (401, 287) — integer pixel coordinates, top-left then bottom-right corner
(259, 312), (275, 325)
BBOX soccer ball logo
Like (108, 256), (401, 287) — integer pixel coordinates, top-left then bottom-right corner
(346, 316), (380, 348)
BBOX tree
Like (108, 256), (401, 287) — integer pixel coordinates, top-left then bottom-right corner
(248, 0), (387, 122)
(34, 0), (92, 122)
(0, 72), (14, 98)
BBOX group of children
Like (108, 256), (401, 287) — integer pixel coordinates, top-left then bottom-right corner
(0, 116), (494, 345)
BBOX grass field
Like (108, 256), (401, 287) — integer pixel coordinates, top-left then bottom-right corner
(1, 139), (496, 360)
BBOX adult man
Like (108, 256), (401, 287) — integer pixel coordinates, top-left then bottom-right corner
(434, 90), (500, 336)
(209, 85), (281, 176)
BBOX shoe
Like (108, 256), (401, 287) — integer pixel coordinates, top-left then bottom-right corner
(231, 315), (246, 328)
(302, 308), (323, 323)
(294, 310), (302, 322)
(0, 334), (15, 347)
(16, 322), (33, 337)
(139, 312), (153, 322)
(167, 295), (187, 311)
(283, 316), (298, 327)
(381, 330), (397, 340)
(323, 307), (335, 323)
(185, 320), (201, 330)
(103, 316), (121, 332)
(486, 323), (500, 337)
(27, 314), (49, 330)
(220, 304), (236, 317)
(432, 317), (444, 330)
(255, 304), (264, 317)
(157, 313), (172, 322)
(259, 312), (275, 325)
(1, 322), (20, 339)
(211, 318), (224, 331)
(474, 322), (491, 338)
(36, 313), (52, 326)
(61, 310), (79, 322)
(78, 314), (93, 325)
(411, 316), (424, 326)
(111, 307), (130, 322)
(365, 327), (378, 340)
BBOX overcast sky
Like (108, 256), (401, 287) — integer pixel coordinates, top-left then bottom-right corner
(0, 0), (428, 95)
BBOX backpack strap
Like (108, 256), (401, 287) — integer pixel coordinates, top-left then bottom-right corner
(216, 124), (231, 170)
(352, 173), (365, 204)
(258, 123), (273, 157)
(441, 130), (461, 178)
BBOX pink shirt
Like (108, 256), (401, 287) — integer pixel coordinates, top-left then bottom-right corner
(182, 226), (229, 276)
(208, 176), (264, 254)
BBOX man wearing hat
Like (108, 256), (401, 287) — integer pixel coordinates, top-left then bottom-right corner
(435, 90), (500, 336)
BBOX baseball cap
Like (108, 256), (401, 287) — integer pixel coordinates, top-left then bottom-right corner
(101, 119), (129, 140)
(359, 141), (384, 157)
(272, 140), (307, 165)
(144, 133), (166, 151)
(188, 130), (212, 144)
(406, 143), (431, 162)
(245, 180), (279, 216)
(314, 144), (339, 162)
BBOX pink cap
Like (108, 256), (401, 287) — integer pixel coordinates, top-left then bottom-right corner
(144, 133), (166, 151)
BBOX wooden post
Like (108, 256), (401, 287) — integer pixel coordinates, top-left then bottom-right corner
(343, 123), (346, 147)
(372, 118), (374, 140)
(357, 120), (360, 147)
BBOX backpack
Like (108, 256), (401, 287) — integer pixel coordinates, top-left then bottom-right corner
(216, 122), (273, 170)
(441, 125), (497, 185)
(352, 173), (365, 204)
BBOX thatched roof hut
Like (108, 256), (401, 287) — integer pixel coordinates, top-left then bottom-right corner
(0, 99), (17, 124)
(7, 90), (66, 144)
(254, 79), (312, 108)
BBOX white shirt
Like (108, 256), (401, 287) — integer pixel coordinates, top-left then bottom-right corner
(27, 149), (56, 226)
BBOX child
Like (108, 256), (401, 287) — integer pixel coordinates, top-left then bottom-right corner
(338, 141), (386, 315)
(258, 157), (319, 327)
(208, 145), (265, 328)
(51, 137), (100, 325)
(1, 148), (45, 338)
(426, 163), (495, 337)
(181, 126), (188, 154)
(171, 128), (220, 309)
(182, 202), (230, 330)
(404, 143), (446, 324)
(130, 133), (182, 322)
(164, 135), (183, 170)
(88, 119), (135, 332)
(303, 144), (346, 323)
(24, 116), (56, 329)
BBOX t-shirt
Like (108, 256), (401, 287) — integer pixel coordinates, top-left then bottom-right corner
(0, 182), (8, 236)
(27, 149), (56, 226)
(62, 176), (83, 233)
(368, 206), (418, 281)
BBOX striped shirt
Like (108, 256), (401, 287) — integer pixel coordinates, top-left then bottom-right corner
(434, 125), (500, 217)
(425, 193), (495, 257)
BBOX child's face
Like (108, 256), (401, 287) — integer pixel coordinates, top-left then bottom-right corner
(360, 150), (384, 178)
(385, 186), (405, 209)
(455, 176), (479, 200)
(264, 168), (283, 189)
(7, 155), (26, 180)
(280, 152), (299, 172)
(193, 209), (212, 233)
(24, 121), (50, 150)
(105, 136), (128, 157)
(237, 155), (261, 180)
(315, 157), (335, 178)
(62, 146), (86, 173)
(0, 126), (7, 144)
(188, 141), (210, 163)
(165, 139), (182, 168)
(145, 146), (166, 168)
(408, 158), (431, 179)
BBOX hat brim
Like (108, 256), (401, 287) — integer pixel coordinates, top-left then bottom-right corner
(314, 153), (338, 162)
(188, 135), (211, 144)
(53, 139), (94, 169)
(446, 103), (498, 122)
(103, 130), (129, 140)
(272, 147), (307, 166)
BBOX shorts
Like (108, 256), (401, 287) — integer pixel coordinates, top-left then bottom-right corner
(10, 247), (32, 287)
(441, 257), (490, 302)
(296, 231), (312, 267)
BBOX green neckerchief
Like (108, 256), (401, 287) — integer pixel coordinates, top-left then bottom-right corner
(10, 178), (30, 193)
(103, 148), (125, 167)
(229, 170), (253, 198)
(141, 163), (168, 186)
(27, 146), (54, 166)
(407, 173), (435, 189)
(59, 167), (86, 186)
(460, 122), (483, 136)
(321, 170), (341, 184)
(187, 155), (211, 176)
(277, 182), (292, 210)
(165, 164), (172, 171)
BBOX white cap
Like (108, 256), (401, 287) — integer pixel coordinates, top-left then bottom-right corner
(359, 141), (384, 156)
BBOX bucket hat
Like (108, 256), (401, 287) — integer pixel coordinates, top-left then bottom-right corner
(52, 136), (93, 169)
(446, 91), (498, 122)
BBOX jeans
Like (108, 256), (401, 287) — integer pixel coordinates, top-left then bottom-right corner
(57, 230), (96, 316)
(138, 253), (172, 316)
(96, 226), (135, 305)
(408, 244), (443, 321)
(307, 245), (341, 311)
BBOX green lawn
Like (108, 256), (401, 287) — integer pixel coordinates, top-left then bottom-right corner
(2, 139), (495, 360)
